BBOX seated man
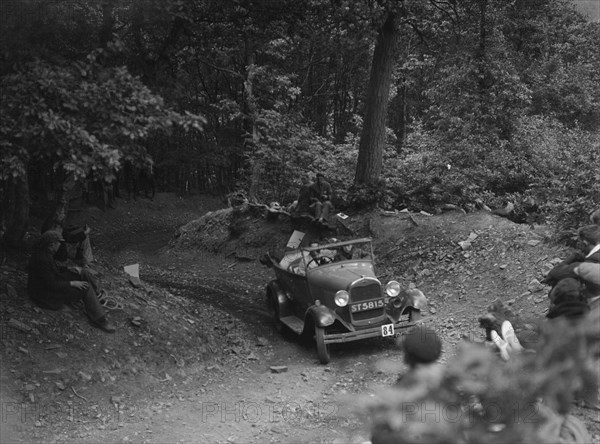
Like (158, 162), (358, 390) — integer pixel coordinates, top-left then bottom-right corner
(27, 231), (115, 333)
(543, 224), (600, 301)
(289, 175), (313, 217)
(576, 224), (600, 299)
(308, 173), (334, 223)
(42, 215), (94, 267)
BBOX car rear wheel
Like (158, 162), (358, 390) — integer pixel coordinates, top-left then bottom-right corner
(267, 290), (283, 333)
(315, 326), (330, 364)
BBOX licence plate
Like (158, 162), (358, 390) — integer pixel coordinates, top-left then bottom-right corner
(350, 299), (385, 313)
(381, 324), (394, 337)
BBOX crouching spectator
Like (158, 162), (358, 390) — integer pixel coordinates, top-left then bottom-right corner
(27, 231), (116, 333)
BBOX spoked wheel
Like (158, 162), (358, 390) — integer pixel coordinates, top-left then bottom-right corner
(266, 290), (283, 333)
(315, 326), (330, 364)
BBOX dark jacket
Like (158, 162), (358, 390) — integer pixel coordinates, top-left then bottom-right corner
(581, 248), (600, 297)
(308, 180), (333, 203)
(27, 250), (75, 310)
(544, 248), (600, 298)
(295, 184), (313, 215)
(546, 301), (590, 320)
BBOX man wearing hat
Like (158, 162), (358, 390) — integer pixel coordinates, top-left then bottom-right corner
(27, 230), (115, 333)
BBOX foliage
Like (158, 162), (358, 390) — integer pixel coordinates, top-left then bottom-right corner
(511, 116), (600, 237)
(365, 311), (599, 443)
(240, 108), (356, 206)
(0, 46), (204, 184)
(1, 0), (599, 238)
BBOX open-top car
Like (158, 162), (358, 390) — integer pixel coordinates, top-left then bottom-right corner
(265, 237), (427, 363)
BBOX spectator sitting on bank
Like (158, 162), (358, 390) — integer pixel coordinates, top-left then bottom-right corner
(27, 231), (116, 333)
(308, 173), (334, 224)
(542, 224), (600, 303)
(576, 224), (600, 299)
(546, 278), (590, 320)
(289, 175), (313, 217)
(41, 215), (94, 267)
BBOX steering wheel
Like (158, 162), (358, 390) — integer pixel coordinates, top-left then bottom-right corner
(306, 256), (334, 268)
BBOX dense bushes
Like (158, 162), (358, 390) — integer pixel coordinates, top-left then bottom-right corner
(247, 112), (598, 236)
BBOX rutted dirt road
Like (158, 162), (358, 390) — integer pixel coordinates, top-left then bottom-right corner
(2, 194), (599, 443)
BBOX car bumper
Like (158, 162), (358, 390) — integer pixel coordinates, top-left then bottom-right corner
(323, 320), (418, 344)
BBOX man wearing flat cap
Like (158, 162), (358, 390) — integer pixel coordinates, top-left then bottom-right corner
(27, 230), (115, 333)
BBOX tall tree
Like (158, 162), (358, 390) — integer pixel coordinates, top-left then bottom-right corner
(354, 12), (400, 185)
(0, 48), (204, 247)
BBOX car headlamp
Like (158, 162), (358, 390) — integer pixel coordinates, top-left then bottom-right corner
(334, 290), (349, 307)
(385, 280), (401, 297)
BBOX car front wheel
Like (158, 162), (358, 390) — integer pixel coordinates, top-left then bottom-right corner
(315, 326), (330, 364)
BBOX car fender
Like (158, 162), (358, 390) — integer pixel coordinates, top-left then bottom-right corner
(401, 288), (428, 312)
(306, 304), (335, 328)
(266, 280), (292, 318)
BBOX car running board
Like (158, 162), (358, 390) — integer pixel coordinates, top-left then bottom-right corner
(280, 316), (304, 335)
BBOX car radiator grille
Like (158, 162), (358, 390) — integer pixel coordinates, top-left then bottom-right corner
(350, 281), (381, 302)
(350, 280), (385, 323)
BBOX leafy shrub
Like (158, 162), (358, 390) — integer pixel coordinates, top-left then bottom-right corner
(366, 311), (599, 444)
(512, 115), (600, 237)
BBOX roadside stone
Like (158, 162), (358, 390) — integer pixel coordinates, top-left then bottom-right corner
(8, 318), (31, 333)
(6, 284), (18, 299)
(269, 366), (288, 374)
(256, 337), (269, 347)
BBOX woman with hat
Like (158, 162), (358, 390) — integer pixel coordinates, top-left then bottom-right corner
(27, 230), (116, 333)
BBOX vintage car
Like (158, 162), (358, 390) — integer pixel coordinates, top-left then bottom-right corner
(265, 238), (427, 364)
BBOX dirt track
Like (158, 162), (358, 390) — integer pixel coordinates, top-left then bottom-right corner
(1, 194), (599, 443)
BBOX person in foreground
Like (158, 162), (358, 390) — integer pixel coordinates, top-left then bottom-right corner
(27, 230), (116, 333)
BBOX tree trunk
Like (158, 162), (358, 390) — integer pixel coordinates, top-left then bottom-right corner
(43, 175), (76, 235)
(243, 39), (261, 202)
(2, 175), (31, 248)
(476, 0), (488, 91)
(391, 78), (408, 153)
(354, 13), (399, 185)
(100, 0), (115, 48)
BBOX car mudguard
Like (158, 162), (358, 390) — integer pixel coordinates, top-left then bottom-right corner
(402, 288), (428, 311)
(306, 304), (335, 328)
(266, 280), (293, 318)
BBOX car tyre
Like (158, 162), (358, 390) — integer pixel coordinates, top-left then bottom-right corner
(315, 326), (330, 364)
(267, 290), (283, 333)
